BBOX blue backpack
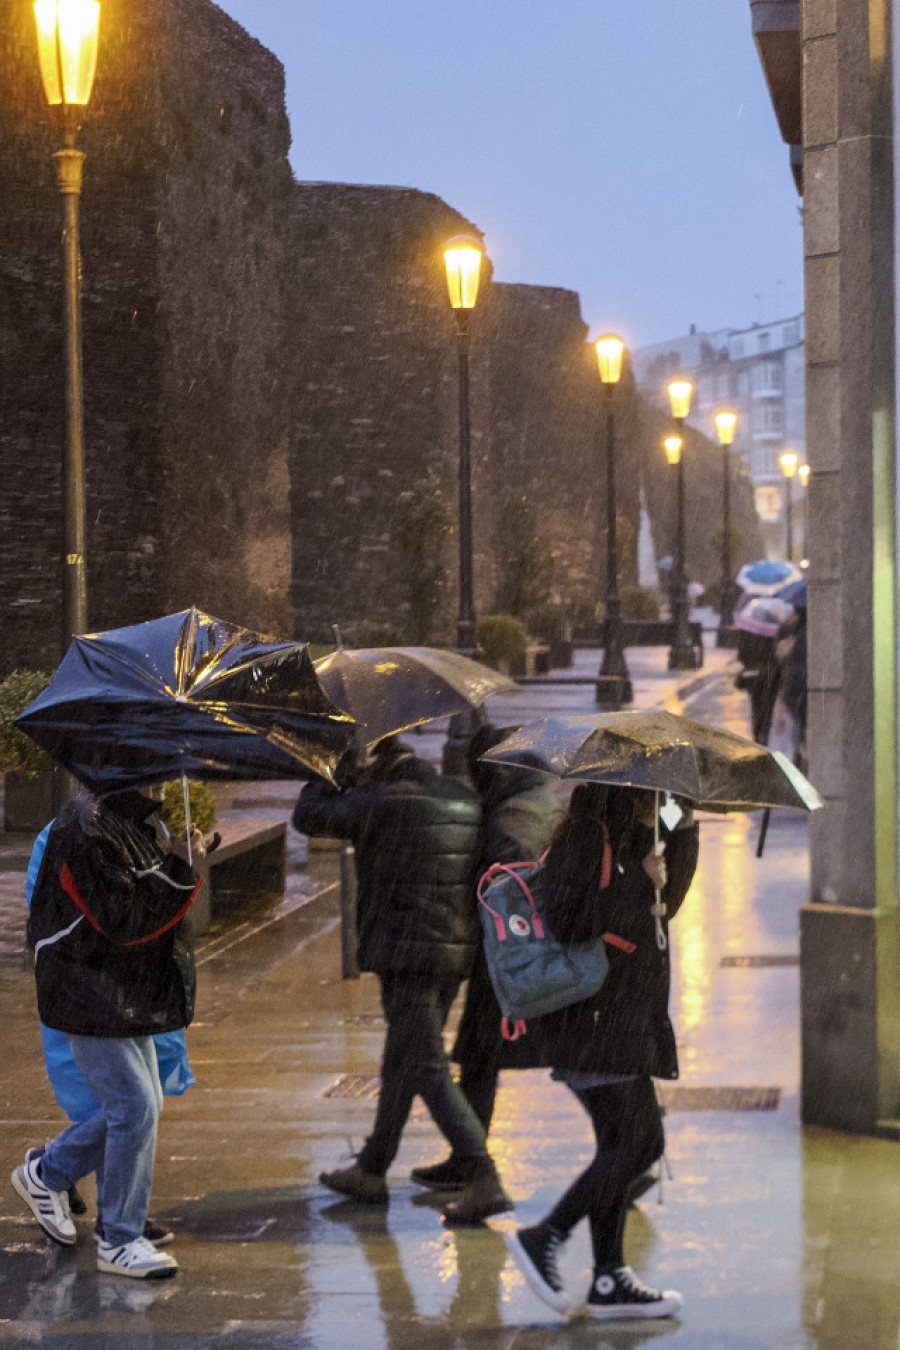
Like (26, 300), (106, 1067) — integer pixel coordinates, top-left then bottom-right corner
(477, 852), (634, 1041)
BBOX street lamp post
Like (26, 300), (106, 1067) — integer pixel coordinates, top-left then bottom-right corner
(666, 379), (698, 669)
(780, 449), (799, 561)
(714, 410), (738, 646)
(34, 0), (100, 648)
(595, 334), (632, 705)
(441, 235), (483, 777)
(443, 235), (483, 658)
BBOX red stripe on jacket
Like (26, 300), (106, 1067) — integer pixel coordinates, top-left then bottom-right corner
(59, 863), (201, 947)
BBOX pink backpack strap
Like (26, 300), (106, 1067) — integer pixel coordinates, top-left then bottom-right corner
(501, 1017), (527, 1041)
(477, 860), (545, 940)
(603, 931), (636, 954)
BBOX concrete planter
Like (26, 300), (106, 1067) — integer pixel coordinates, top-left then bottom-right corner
(3, 771), (54, 833)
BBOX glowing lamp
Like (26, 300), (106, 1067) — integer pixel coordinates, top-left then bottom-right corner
(595, 334), (626, 385)
(34, 0), (100, 107)
(443, 235), (483, 312)
(667, 378), (693, 421)
(714, 411), (738, 446)
(798, 463), (810, 486)
(780, 450), (799, 479)
(664, 435), (683, 466)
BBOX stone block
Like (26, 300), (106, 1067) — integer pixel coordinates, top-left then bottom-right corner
(805, 470), (842, 580)
(805, 364), (840, 472)
(807, 688), (844, 797)
(806, 577), (841, 688)
(803, 145), (839, 255)
(809, 796), (845, 904)
(803, 33), (838, 146)
(803, 0), (836, 39)
(804, 254), (840, 364)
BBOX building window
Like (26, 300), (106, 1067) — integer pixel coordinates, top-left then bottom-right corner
(752, 361), (783, 393)
(758, 332), (771, 352)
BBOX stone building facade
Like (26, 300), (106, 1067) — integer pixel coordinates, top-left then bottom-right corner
(752, 0), (900, 1134)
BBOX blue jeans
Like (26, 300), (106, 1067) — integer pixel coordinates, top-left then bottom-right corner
(38, 1035), (163, 1246)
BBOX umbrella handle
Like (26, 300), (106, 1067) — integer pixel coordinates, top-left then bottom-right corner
(182, 773), (192, 869)
(756, 807), (771, 859)
(653, 790), (668, 952)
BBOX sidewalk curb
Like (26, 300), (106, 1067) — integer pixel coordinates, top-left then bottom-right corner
(676, 669), (727, 702)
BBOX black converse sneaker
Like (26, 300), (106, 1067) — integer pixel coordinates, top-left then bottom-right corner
(504, 1222), (570, 1314)
(585, 1265), (683, 1321)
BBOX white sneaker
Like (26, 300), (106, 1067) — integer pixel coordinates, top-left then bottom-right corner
(96, 1235), (178, 1279)
(585, 1265), (683, 1321)
(11, 1157), (76, 1246)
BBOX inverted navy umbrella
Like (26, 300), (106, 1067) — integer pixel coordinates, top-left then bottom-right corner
(16, 608), (357, 794)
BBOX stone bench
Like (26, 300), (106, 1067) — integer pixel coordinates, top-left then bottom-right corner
(186, 814), (287, 936)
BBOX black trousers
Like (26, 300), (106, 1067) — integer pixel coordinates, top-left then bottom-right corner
(546, 1075), (664, 1270)
(358, 973), (491, 1178)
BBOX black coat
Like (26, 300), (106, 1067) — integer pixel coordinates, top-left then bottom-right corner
(498, 817), (699, 1079)
(28, 792), (200, 1038)
(292, 756), (482, 979)
(452, 765), (559, 1065)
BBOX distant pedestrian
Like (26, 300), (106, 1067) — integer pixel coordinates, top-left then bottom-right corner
(11, 788), (204, 1279)
(503, 783), (698, 1321)
(293, 736), (511, 1221)
(776, 608), (807, 769)
(411, 723), (558, 1205)
(736, 629), (781, 744)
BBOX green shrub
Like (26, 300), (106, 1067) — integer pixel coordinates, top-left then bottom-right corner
(161, 779), (217, 837)
(620, 585), (660, 620)
(342, 619), (406, 649)
(0, 669), (53, 777)
(525, 602), (571, 644)
(476, 614), (527, 665)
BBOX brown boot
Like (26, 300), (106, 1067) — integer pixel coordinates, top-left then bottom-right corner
(320, 1162), (388, 1205)
(440, 1168), (512, 1225)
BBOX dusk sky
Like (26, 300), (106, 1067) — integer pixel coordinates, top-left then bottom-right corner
(215, 0), (803, 351)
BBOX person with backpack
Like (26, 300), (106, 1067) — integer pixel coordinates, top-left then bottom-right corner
(410, 723), (558, 1209)
(11, 787), (204, 1279)
(503, 782), (698, 1322)
(292, 735), (511, 1222)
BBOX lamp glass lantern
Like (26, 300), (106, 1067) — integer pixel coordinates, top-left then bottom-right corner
(664, 435), (683, 466)
(667, 378), (693, 421)
(595, 334), (625, 385)
(34, 0), (100, 106)
(443, 235), (483, 312)
(780, 449), (799, 479)
(798, 463), (810, 487)
(714, 411), (737, 446)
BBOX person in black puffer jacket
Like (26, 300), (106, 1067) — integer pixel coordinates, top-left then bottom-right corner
(292, 736), (510, 1220)
(12, 788), (204, 1280)
(411, 723), (559, 1209)
(503, 782), (698, 1323)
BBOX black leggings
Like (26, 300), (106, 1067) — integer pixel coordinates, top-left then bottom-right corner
(546, 1075), (664, 1270)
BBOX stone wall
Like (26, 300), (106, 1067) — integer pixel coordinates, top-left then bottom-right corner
(0, 0), (762, 677)
(0, 0), (294, 673)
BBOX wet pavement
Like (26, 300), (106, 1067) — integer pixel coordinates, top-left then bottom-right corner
(2, 641), (899, 1349)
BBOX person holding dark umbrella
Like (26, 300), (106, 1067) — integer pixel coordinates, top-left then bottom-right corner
(293, 735), (511, 1221)
(11, 785), (205, 1279)
(411, 724), (558, 1202)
